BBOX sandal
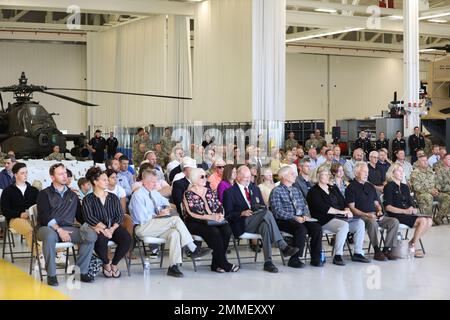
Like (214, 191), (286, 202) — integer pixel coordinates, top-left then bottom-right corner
(103, 265), (113, 278)
(111, 266), (121, 278)
(230, 264), (240, 273)
(213, 267), (226, 273)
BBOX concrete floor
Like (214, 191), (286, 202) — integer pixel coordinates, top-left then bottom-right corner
(3, 224), (450, 300)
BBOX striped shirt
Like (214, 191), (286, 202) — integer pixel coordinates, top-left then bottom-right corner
(82, 192), (124, 228)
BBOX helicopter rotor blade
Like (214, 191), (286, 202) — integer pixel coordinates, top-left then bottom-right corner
(39, 91), (98, 106)
(46, 88), (192, 101)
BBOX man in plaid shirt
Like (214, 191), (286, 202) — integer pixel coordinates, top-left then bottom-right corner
(270, 166), (323, 268)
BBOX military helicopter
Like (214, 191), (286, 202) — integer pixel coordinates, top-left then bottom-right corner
(0, 72), (191, 159)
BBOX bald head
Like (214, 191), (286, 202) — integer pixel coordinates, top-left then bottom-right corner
(236, 166), (251, 187)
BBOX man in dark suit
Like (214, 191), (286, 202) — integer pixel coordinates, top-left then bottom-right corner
(408, 126), (425, 164)
(223, 166), (299, 273)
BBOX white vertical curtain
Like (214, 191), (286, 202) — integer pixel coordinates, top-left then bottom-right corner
(193, 0), (253, 124)
(252, 0), (286, 149)
(87, 15), (192, 133)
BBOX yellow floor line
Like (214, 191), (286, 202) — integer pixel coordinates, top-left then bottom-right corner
(0, 259), (69, 300)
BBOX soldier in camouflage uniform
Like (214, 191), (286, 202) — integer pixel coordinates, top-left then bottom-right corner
(284, 132), (298, 151)
(132, 128), (145, 161)
(0, 146), (8, 167)
(412, 150), (426, 169)
(305, 133), (320, 151)
(410, 155), (449, 224)
(133, 143), (147, 166)
(45, 145), (65, 161)
(435, 154), (450, 223)
(154, 143), (169, 169)
(160, 127), (176, 156)
(142, 131), (154, 151)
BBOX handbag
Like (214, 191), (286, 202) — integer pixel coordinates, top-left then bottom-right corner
(87, 254), (103, 278)
(391, 239), (410, 259)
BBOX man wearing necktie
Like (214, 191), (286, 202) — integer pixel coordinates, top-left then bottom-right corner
(223, 166), (299, 273)
(130, 170), (210, 278)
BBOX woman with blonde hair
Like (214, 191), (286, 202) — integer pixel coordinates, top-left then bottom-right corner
(383, 163), (432, 258)
(258, 167), (275, 205)
(330, 163), (348, 197)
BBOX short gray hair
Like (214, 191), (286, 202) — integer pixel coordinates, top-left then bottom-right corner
(189, 168), (206, 185)
(278, 166), (293, 179)
(353, 161), (368, 177)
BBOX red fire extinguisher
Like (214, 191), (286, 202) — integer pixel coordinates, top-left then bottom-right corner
(378, 0), (387, 8)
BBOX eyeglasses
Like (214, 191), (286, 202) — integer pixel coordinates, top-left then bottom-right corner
(216, 166), (224, 169)
(199, 175), (206, 179)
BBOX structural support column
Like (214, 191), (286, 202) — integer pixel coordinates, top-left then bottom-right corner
(403, 0), (421, 136)
(252, 0), (286, 150)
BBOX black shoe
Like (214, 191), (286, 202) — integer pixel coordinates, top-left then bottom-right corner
(263, 261), (278, 273)
(47, 276), (58, 286)
(332, 255), (346, 266)
(250, 243), (261, 253)
(352, 254), (371, 263)
(281, 245), (300, 257)
(167, 265), (184, 278)
(190, 247), (211, 259)
(80, 274), (95, 283)
(310, 260), (324, 267)
(287, 258), (305, 269)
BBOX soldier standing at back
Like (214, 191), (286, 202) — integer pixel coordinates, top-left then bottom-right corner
(314, 129), (327, 149)
(391, 131), (406, 162)
(160, 127), (176, 156)
(305, 133), (319, 152)
(408, 126), (425, 164)
(284, 132), (298, 151)
(132, 128), (145, 157)
(410, 155), (449, 225)
(354, 130), (372, 160)
(106, 132), (119, 160)
(87, 129), (107, 164)
(375, 132), (389, 151)
(424, 136), (432, 157)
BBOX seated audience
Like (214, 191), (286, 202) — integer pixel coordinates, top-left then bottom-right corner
(394, 150), (412, 183)
(367, 151), (385, 194)
(333, 145), (346, 166)
(0, 156), (16, 189)
(45, 145), (64, 161)
(258, 167), (275, 205)
(1, 162), (39, 250)
(183, 168), (238, 273)
(377, 148), (391, 181)
(117, 155), (134, 197)
(435, 154), (450, 224)
(293, 159), (312, 199)
(410, 155), (449, 225)
(270, 166), (323, 268)
(346, 162), (399, 261)
(217, 164), (236, 203)
(36, 163), (97, 286)
(76, 177), (92, 201)
(130, 169), (210, 278)
(383, 163), (432, 258)
(306, 165), (370, 266)
(343, 148), (364, 181)
(223, 166), (299, 273)
(208, 158), (226, 191)
(83, 167), (132, 278)
(330, 163), (348, 197)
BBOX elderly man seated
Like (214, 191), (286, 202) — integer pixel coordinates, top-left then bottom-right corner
(130, 169), (210, 278)
(223, 166), (299, 273)
(270, 166), (323, 268)
(346, 162), (399, 261)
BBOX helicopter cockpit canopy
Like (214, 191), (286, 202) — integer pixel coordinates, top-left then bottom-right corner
(20, 104), (57, 134)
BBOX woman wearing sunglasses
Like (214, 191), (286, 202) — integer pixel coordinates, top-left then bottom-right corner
(183, 168), (239, 273)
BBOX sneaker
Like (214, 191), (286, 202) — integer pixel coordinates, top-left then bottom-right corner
(190, 247), (211, 259)
(55, 252), (67, 266)
(352, 254), (371, 263)
(263, 261), (278, 273)
(332, 255), (345, 266)
(167, 265), (184, 278)
(47, 276), (58, 286)
(280, 245), (300, 257)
